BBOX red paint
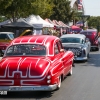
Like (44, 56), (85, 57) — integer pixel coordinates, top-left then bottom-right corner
(0, 35), (74, 86)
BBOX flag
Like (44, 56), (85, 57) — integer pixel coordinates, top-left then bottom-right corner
(76, 21), (83, 26)
(77, 0), (82, 9)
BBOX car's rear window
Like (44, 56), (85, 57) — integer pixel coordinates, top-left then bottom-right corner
(5, 44), (46, 56)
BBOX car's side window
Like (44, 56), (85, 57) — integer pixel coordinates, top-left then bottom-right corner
(54, 43), (59, 54)
(0, 34), (9, 39)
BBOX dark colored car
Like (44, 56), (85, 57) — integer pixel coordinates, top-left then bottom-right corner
(80, 29), (99, 51)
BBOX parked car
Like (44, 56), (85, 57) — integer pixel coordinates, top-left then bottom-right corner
(80, 29), (99, 51)
(60, 34), (91, 61)
(0, 32), (14, 56)
(0, 35), (74, 91)
(20, 29), (33, 36)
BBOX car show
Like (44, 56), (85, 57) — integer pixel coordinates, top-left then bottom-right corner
(0, 0), (100, 100)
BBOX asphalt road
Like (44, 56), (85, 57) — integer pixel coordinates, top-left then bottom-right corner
(0, 50), (100, 100)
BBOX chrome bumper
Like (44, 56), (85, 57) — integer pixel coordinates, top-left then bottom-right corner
(91, 45), (99, 48)
(74, 56), (87, 61)
(0, 84), (58, 91)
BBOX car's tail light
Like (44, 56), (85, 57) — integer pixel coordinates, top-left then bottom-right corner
(47, 80), (51, 83)
(47, 75), (51, 79)
(46, 74), (51, 84)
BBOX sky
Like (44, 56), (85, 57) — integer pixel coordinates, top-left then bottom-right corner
(83, 0), (100, 16)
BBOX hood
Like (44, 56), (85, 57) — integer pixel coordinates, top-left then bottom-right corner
(0, 57), (50, 79)
(62, 43), (83, 48)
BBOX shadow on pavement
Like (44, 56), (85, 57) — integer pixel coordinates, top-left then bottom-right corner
(0, 91), (54, 99)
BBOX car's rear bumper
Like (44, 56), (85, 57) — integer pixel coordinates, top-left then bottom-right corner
(91, 45), (99, 48)
(0, 84), (58, 91)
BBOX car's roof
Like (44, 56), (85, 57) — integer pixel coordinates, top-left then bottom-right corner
(11, 35), (59, 45)
(0, 32), (14, 34)
(60, 34), (86, 39)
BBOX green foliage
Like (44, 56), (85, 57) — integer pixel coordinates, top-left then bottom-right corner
(0, 0), (54, 21)
(87, 16), (100, 29)
(0, 16), (7, 22)
(50, 0), (75, 23)
(31, 0), (54, 19)
(0, 0), (33, 21)
(0, 0), (76, 24)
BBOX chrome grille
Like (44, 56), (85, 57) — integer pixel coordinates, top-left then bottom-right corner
(64, 47), (82, 56)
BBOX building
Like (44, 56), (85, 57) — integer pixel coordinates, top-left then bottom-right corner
(69, 0), (88, 28)
(70, 0), (84, 14)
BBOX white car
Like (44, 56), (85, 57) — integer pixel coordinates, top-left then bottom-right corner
(60, 34), (91, 61)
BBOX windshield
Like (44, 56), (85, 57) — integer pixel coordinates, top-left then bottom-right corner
(8, 34), (14, 40)
(5, 44), (46, 56)
(61, 38), (81, 43)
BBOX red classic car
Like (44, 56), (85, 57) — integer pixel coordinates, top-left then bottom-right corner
(80, 29), (99, 51)
(0, 35), (74, 91)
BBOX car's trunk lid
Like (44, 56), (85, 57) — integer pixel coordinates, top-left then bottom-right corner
(0, 56), (50, 79)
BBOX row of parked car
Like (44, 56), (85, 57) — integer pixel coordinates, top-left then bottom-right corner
(0, 28), (99, 58)
(0, 28), (99, 92)
(61, 28), (100, 61)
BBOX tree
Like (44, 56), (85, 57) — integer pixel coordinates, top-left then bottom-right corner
(50, 0), (75, 23)
(87, 16), (100, 30)
(0, 16), (7, 22)
(0, 0), (54, 22)
(32, 0), (54, 19)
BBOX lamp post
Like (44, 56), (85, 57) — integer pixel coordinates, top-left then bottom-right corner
(80, 15), (90, 29)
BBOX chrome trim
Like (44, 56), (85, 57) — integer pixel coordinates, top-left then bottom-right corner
(91, 46), (99, 48)
(74, 57), (87, 61)
(0, 84), (58, 91)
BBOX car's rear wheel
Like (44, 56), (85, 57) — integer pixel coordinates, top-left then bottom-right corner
(57, 76), (61, 90)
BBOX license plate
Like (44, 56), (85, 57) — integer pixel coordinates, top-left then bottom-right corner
(0, 91), (7, 95)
